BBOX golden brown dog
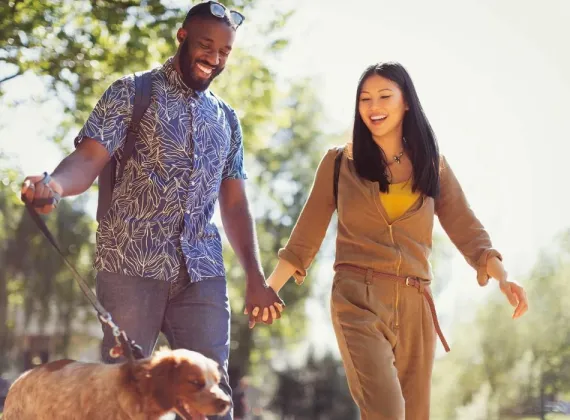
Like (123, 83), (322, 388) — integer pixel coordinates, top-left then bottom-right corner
(3, 348), (231, 420)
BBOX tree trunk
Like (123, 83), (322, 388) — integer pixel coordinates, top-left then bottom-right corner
(60, 277), (76, 359)
(539, 370), (546, 420)
(229, 321), (253, 378)
(0, 269), (9, 374)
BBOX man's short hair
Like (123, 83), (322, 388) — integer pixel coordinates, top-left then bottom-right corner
(183, 2), (233, 28)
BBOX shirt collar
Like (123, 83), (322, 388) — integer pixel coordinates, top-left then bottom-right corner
(162, 56), (206, 99)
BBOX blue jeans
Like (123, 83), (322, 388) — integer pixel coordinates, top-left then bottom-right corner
(95, 270), (232, 420)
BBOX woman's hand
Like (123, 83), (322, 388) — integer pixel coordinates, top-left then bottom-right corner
(487, 256), (528, 319)
(499, 279), (528, 319)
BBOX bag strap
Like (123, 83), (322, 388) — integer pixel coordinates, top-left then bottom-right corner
(333, 147), (343, 209)
(117, 71), (153, 180)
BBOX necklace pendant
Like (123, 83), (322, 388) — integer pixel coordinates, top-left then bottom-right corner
(394, 155), (401, 164)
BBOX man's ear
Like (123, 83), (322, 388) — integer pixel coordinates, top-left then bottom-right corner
(177, 28), (187, 44)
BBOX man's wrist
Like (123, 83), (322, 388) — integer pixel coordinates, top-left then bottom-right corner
(48, 173), (65, 197)
(245, 269), (266, 287)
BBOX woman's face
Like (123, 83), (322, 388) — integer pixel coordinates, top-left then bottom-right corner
(358, 74), (408, 141)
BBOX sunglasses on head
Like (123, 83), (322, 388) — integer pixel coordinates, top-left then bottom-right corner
(199, 1), (245, 28)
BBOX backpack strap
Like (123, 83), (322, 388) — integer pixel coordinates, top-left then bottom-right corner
(117, 71), (153, 180)
(95, 71), (152, 222)
(333, 146), (344, 210)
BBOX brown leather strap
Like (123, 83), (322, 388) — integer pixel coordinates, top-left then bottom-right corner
(421, 291), (450, 352)
(336, 263), (450, 352)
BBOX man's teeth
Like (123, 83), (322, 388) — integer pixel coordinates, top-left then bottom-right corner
(197, 64), (213, 75)
(371, 115), (387, 121)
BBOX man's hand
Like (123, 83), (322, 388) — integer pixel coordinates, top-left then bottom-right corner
(218, 179), (286, 328)
(499, 279), (528, 319)
(244, 278), (284, 329)
(20, 173), (63, 214)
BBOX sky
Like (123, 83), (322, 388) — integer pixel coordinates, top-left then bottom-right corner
(1, 0), (569, 360)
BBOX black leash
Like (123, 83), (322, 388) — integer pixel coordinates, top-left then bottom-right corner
(22, 196), (145, 362)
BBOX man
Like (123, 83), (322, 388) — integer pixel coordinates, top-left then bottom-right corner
(20, 2), (283, 418)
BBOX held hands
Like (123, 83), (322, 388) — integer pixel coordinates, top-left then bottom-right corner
(243, 275), (284, 329)
(20, 172), (63, 213)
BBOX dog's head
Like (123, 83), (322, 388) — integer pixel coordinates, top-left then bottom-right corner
(130, 348), (231, 420)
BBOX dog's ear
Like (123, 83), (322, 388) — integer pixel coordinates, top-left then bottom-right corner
(149, 357), (179, 410)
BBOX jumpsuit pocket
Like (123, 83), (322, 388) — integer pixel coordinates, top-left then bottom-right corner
(331, 271), (397, 346)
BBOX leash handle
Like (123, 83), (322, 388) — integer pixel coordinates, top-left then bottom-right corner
(28, 197), (59, 207)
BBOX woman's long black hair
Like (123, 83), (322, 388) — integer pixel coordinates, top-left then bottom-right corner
(352, 62), (440, 197)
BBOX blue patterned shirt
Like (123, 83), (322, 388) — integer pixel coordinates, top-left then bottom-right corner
(75, 57), (247, 283)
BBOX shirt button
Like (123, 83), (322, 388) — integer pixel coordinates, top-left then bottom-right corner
(180, 235), (184, 241)
(191, 181), (195, 186)
(185, 210), (190, 214)
(194, 153), (198, 159)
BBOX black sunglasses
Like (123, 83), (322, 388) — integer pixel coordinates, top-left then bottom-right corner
(195, 1), (245, 28)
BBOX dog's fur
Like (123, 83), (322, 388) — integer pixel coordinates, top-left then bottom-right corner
(2, 348), (230, 420)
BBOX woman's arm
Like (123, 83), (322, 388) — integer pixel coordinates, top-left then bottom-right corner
(435, 155), (528, 318)
(266, 259), (297, 293)
(275, 147), (339, 285)
(249, 148), (339, 325)
(435, 155), (502, 286)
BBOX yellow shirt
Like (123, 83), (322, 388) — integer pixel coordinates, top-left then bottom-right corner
(379, 180), (421, 222)
(278, 148), (501, 287)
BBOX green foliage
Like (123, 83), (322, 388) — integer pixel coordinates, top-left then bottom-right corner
(0, 158), (96, 372)
(269, 350), (358, 419)
(212, 48), (277, 152)
(225, 79), (337, 377)
(431, 230), (570, 419)
(0, 0), (289, 147)
(0, 159), (24, 373)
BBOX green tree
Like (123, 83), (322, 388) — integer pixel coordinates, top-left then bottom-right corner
(225, 80), (336, 378)
(0, 0), (289, 146)
(0, 160), (24, 373)
(0, 157), (96, 373)
(430, 229), (570, 419)
(269, 349), (358, 419)
(519, 232), (570, 419)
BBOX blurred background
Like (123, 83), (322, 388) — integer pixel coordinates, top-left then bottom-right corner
(1, 0), (569, 419)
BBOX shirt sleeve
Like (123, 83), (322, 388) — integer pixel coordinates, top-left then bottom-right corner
(435, 155), (502, 286)
(277, 148), (338, 285)
(73, 75), (135, 156)
(222, 107), (248, 181)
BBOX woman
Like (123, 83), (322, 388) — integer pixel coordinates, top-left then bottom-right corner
(253, 62), (528, 419)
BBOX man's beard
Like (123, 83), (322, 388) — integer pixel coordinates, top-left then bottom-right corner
(179, 39), (224, 91)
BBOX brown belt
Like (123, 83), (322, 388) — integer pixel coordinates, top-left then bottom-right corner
(336, 264), (450, 353)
